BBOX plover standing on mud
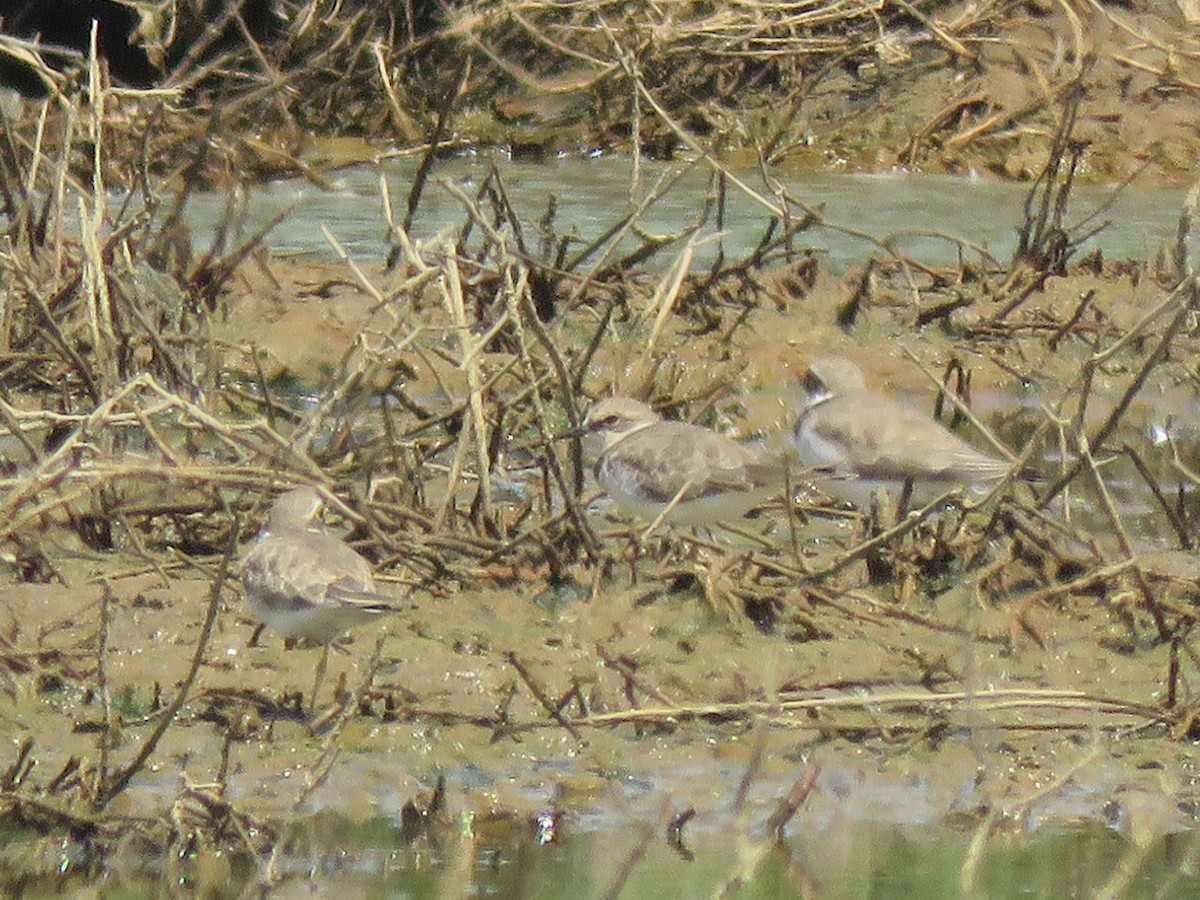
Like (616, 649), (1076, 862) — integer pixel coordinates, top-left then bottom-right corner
(239, 486), (401, 707)
(581, 396), (782, 531)
(793, 356), (1019, 509)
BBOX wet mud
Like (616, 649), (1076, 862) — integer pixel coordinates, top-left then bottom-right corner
(6, 233), (1200, 893)
(3, 2), (1200, 891)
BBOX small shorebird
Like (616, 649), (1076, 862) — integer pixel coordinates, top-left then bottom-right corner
(793, 356), (1019, 509)
(581, 396), (781, 531)
(239, 486), (401, 706)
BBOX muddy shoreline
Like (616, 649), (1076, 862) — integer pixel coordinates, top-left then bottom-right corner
(5, 226), (1200, 891)
(3, 0), (1200, 893)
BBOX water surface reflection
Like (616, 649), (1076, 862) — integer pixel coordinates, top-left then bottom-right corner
(6, 812), (1198, 897)
(188, 154), (1195, 273)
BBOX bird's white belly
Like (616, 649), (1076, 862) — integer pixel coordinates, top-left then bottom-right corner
(246, 590), (376, 644)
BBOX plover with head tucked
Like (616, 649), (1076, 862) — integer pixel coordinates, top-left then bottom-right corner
(581, 396), (782, 530)
(793, 356), (1020, 509)
(239, 486), (401, 706)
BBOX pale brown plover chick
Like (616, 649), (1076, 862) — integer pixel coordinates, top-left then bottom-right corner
(239, 486), (401, 708)
(793, 356), (1020, 510)
(581, 396), (782, 532)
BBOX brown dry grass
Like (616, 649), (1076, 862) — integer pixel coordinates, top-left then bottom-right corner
(2, 4), (1200, 893)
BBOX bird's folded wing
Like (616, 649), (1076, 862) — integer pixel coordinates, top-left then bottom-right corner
(811, 394), (1012, 481)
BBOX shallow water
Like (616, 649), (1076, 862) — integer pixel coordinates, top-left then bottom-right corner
(184, 152), (1197, 272)
(6, 810), (1200, 898)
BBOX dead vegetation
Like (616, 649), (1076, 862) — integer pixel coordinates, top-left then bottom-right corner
(8, 0), (1200, 180)
(2, 1), (1200, 894)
